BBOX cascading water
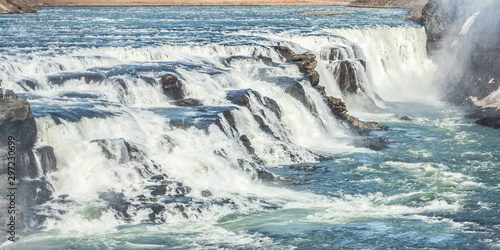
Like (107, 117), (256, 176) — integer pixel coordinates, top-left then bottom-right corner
(0, 6), (498, 249)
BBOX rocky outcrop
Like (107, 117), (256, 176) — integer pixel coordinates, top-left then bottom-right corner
(226, 89), (281, 139)
(0, 90), (37, 152)
(160, 74), (184, 100)
(0, 91), (57, 234)
(419, 0), (463, 52)
(475, 116), (500, 130)
(0, 0), (36, 14)
(273, 46), (386, 132)
(261, 76), (309, 108)
(420, 0), (500, 129)
(274, 46), (320, 86)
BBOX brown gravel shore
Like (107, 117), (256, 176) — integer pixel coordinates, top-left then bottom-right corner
(33, 0), (353, 7)
(347, 0), (428, 20)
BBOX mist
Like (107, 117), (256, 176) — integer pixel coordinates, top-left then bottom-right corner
(425, 0), (500, 108)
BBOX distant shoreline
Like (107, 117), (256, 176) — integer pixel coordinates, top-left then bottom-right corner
(33, 0), (352, 7)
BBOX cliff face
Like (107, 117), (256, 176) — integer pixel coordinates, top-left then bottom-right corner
(0, 0), (36, 14)
(0, 92), (56, 234)
(420, 0), (500, 129)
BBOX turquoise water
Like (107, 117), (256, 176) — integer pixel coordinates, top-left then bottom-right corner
(0, 6), (499, 249)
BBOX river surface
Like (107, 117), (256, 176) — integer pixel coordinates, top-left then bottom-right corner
(0, 6), (499, 249)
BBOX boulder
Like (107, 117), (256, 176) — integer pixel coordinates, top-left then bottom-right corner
(161, 74), (184, 100)
(201, 190), (213, 197)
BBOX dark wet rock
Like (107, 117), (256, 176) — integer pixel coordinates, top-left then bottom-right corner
(181, 212), (189, 219)
(136, 194), (148, 201)
(47, 72), (106, 85)
(257, 56), (277, 66)
(290, 164), (323, 172)
(475, 116), (500, 130)
(161, 74), (184, 100)
(465, 107), (500, 119)
(150, 174), (166, 181)
(263, 97), (281, 119)
(274, 46), (320, 86)
(321, 46), (349, 61)
(252, 114), (276, 137)
(357, 59), (367, 71)
(314, 85), (327, 96)
(398, 115), (412, 121)
(215, 109), (238, 136)
(420, 0), (464, 52)
(335, 60), (364, 94)
(226, 89), (258, 109)
(174, 204), (185, 212)
(17, 178), (54, 206)
(149, 185), (167, 196)
(262, 76), (308, 107)
(17, 146), (57, 179)
(145, 203), (165, 221)
(226, 89), (281, 119)
(237, 158), (276, 181)
(174, 98), (202, 107)
(323, 96), (387, 132)
(352, 137), (389, 151)
(91, 138), (132, 164)
(201, 190), (213, 197)
(175, 186), (192, 196)
(240, 135), (255, 154)
(325, 96), (348, 117)
(99, 191), (127, 205)
(226, 89), (281, 136)
(345, 115), (387, 132)
(17, 78), (38, 91)
(421, 0), (500, 110)
(99, 191), (131, 217)
(0, 91), (37, 152)
(265, 54), (387, 133)
(91, 138), (160, 178)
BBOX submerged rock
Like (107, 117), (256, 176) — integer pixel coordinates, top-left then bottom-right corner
(352, 137), (389, 151)
(174, 98), (202, 107)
